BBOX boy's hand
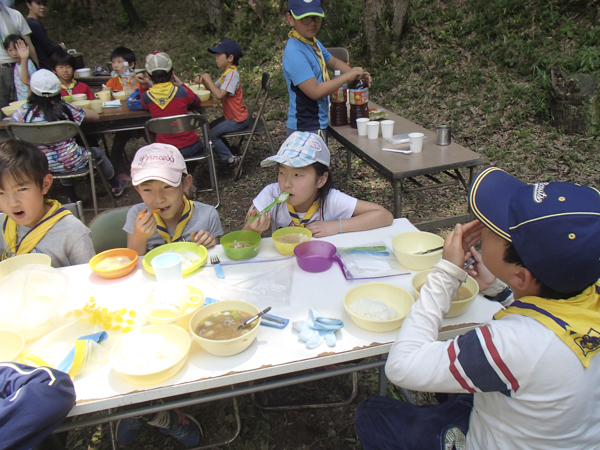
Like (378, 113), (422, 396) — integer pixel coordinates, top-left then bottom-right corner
(134, 209), (157, 240)
(15, 40), (29, 62)
(362, 71), (372, 86)
(190, 230), (217, 248)
(102, 86), (112, 92)
(464, 246), (496, 291)
(243, 207), (271, 233)
(350, 67), (364, 79)
(200, 73), (212, 85)
(442, 223), (467, 268)
(171, 73), (183, 86)
(461, 220), (484, 253)
(306, 220), (337, 238)
(134, 73), (149, 87)
(194, 75), (202, 85)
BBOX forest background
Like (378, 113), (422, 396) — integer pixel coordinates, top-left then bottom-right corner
(13, 0), (600, 448)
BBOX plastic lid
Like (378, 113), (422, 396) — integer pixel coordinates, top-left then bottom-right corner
(124, 62), (129, 67)
(334, 70), (341, 76)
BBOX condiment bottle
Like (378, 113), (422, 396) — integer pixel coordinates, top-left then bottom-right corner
(329, 70), (348, 127)
(348, 77), (369, 128)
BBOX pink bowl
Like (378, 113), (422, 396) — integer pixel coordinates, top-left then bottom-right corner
(294, 241), (337, 273)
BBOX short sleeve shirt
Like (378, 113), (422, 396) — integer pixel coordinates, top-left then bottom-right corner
(0, 8), (31, 64)
(216, 70), (248, 123)
(14, 60), (36, 101)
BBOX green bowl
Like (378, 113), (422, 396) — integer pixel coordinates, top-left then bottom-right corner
(221, 230), (261, 260)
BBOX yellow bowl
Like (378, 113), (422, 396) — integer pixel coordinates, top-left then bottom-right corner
(272, 227), (312, 255)
(9, 100), (26, 108)
(0, 330), (24, 362)
(189, 300), (260, 356)
(89, 248), (138, 279)
(411, 269), (479, 318)
(196, 89), (211, 102)
(110, 324), (191, 385)
(344, 283), (414, 332)
(142, 242), (208, 276)
(143, 285), (205, 330)
(72, 100), (91, 109)
(0, 253), (51, 280)
(113, 91), (128, 101)
(1, 105), (18, 117)
(392, 231), (445, 270)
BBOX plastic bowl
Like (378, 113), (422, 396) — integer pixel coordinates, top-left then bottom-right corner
(9, 100), (26, 108)
(0, 253), (51, 280)
(75, 68), (91, 77)
(392, 231), (445, 270)
(221, 230), (261, 260)
(143, 285), (205, 330)
(113, 91), (128, 101)
(1, 105), (18, 117)
(196, 89), (211, 102)
(72, 100), (91, 109)
(272, 227), (312, 256)
(411, 269), (479, 318)
(110, 324), (191, 385)
(142, 242), (208, 276)
(344, 283), (414, 332)
(189, 300), (260, 356)
(0, 330), (24, 362)
(89, 248), (138, 279)
(294, 240), (337, 272)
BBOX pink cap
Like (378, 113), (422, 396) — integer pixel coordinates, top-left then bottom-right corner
(131, 143), (187, 187)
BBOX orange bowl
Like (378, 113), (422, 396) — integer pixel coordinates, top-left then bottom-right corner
(89, 248), (138, 279)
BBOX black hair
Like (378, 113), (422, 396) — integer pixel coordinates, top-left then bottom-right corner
(312, 162), (333, 213)
(24, 92), (74, 125)
(49, 51), (76, 71)
(3, 34), (24, 51)
(503, 242), (584, 300)
(149, 69), (174, 84)
(110, 47), (136, 67)
(230, 55), (240, 66)
(0, 139), (49, 189)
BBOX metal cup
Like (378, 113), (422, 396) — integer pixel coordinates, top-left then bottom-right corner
(436, 125), (451, 146)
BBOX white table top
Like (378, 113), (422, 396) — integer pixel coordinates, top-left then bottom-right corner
(54, 219), (501, 416)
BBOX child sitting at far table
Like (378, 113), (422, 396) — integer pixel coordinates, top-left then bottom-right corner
(51, 50), (93, 100)
(3, 34), (36, 101)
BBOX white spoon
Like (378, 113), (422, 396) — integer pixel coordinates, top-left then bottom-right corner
(382, 148), (413, 154)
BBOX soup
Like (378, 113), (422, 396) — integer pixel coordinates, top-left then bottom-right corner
(230, 241), (253, 249)
(195, 310), (256, 340)
(96, 256), (132, 271)
(275, 233), (310, 245)
(416, 283), (473, 301)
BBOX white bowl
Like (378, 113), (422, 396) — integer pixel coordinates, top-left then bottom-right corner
(75, 68), (91, 77)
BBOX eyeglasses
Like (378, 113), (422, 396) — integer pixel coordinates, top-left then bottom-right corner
(299, 16), (322, 25)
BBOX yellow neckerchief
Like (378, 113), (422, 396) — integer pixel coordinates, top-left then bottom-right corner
(154, 196), (194, 243)
(146, 82), (178, 110)
(218, 65), (238, 86)
(287, 196), (320, 227)
(1, 200), (71, 260)
(288, 30), (330, 84)
(61, 80), (77, 94)
(494, 283), (600, 367)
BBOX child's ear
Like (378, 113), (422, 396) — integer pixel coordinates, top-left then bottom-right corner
(182, 174), (193, 194)
(41, 174), (53, 195)
(227, 54), (234, 63)
(316, 171), (328, 189)
(130, 61), (136, 69)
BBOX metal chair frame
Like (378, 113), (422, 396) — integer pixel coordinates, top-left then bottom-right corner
(221, 72), (276, 181)
(6, 121), (116, 216)
(62, 200), (85, 222)
(145, 113), (220, 208)
(326, 47), (350, 65)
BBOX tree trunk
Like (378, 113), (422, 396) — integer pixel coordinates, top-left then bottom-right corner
(120, 0), (141, 29)
(203, 0), (222, 32)
(392, 0), (410, 40)
(363, 0), (383, 62)
(364, 0), (410, 61)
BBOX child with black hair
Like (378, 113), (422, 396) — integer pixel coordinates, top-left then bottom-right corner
(103, 46), (139, 93)
(10, 69), (127, 203)
(3, 34), (36, 101)
(243, 131), (393, 236)
(50, 50), (93, 100)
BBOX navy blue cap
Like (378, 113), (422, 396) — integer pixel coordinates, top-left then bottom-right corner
(288, 0), (324, 18)
(469, 167), (600, 293)
(207, 40), (243, 59)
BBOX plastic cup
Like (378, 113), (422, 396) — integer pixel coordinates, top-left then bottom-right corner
(380, 120), (394, 139)
(90, 100), (103, 114)
(151, 253), (183, 282)
(366, 121), (380, 140)
(409, 132), (424, 153)
(72, 93), (87, 101)
(95, 90), (112, 102)
(356, 118), (370, 136)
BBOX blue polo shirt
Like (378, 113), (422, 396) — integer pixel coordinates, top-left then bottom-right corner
(282, 38), (332, 131)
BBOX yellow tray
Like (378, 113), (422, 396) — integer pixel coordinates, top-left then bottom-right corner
(142, 242), (208, 276)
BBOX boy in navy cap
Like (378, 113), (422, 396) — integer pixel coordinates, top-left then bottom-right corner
(355, 167), (600, 449)
(197, 39), (248, 171)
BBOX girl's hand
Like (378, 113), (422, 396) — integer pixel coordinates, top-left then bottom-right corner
(306, 220), (338, 238)
(190, 230), (216, 248)
(465, 246), (496, 291)
(15, 40), (29, 62)
(243, 207), (271, 233)
(134, 209), (157, 240)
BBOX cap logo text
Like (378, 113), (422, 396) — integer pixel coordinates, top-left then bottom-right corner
(533, 182), (548, 203)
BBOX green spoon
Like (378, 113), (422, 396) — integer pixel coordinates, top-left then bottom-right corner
(250, 192), (290, 223)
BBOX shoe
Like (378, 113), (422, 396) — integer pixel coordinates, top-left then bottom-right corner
(151, 409), (203, 447)
(115, 417), (143, 447)
(111, 177), (128, 197)
(227, 155), (241, 169)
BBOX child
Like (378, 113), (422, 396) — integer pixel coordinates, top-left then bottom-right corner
(50, 50), (93, 100)
(137, 52), (203, 158)
(243, 131), (393, 236)
(103, 46), (139, 93)
(197, 39), (248, 169)
(11, 69), (127, 203)
(283, 0), (368, 139)
(123, 143), (222, 255)
(355, 167), (600, 449)
(3, 34), (36, 101)
(0, 139), (96, 267)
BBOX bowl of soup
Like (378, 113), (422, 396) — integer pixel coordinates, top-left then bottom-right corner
(113, 91), (128, 101)
(411, 269), (479, 318)
(221, 230), (261, 260)
(89, 248), (138, 279)
(392, 231), (445, 270)
(272, 227), (312, 255)
(189, 300), (260, 356)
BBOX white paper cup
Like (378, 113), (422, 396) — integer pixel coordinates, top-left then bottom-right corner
(380, 120), (394, 139)
(409, 132), (425, 153)
(366, 121), (380, 140)
(356, 118), (370, 136)
(151, 253), (183, 282)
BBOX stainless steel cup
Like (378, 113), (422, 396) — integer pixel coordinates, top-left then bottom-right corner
(436, 125), (451, 146)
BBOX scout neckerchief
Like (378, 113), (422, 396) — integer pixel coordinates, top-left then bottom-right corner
(154, 196), (194, 243)
(494, 283), (600, 367)
(146, 82), (177, 110)
(287, 195), (320, 227)
(1, 199), (71, 260)
(218, 65), (238, 86)
(61, 80), (77, 95)
(288, 30), (330, 84)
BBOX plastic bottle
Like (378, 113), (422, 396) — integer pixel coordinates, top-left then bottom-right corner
(348, 77), (369, 128)
(329, 70), (348, 127)
(121, 62), (136, 97)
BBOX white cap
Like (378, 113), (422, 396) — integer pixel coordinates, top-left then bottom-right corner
(131, 143), (188, 187)
(30, 69), (61, 97)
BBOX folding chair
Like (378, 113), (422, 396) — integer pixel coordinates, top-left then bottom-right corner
(88, 206), (129, 253)
(62, 200), (84, 222)
(326, 47), (350, 64)
(145, 113), (220, 208)
(221, 72), (276, 181)
(6, 121), (116, 216)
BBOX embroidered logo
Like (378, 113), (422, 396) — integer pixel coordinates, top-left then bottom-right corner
(533, 183), (548, 203)
(575, 328), (600, 357)
(304, 0), (314, 3)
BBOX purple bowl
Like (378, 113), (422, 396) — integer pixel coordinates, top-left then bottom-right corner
(294, 241), (337, 273)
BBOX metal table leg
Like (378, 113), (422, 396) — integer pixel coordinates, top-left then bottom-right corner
(347, 148), (352, 176)
(393, 179), (403, 218)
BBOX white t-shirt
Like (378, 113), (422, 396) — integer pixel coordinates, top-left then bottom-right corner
(0, 7), (31, 64)
(253, 183), (357, 233)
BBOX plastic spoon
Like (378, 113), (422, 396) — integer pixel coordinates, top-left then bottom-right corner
(250, 192), (289, 223)
(237, 306), (272, 331)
